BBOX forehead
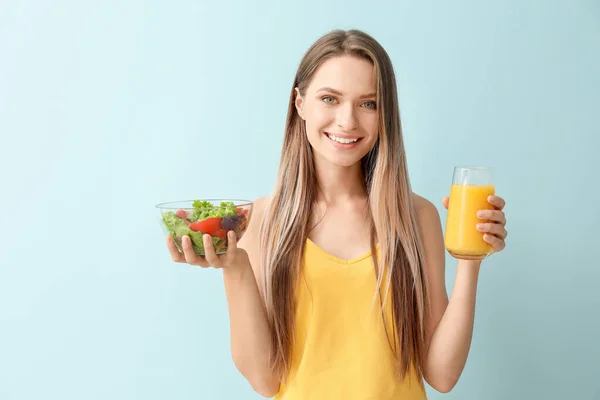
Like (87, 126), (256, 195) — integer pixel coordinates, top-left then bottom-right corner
(307, 55), (375, 95)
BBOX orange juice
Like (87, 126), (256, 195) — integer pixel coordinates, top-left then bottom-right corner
(444, 184), (495, 260)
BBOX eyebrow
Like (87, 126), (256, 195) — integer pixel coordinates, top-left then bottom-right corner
(316, 87), (376, 99)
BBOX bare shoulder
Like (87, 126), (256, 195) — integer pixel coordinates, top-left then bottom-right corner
(253, 195), (272, 212)
(412, 192), (441, 224)
(238, 195), (271, 251)
(237, 195), (272, 284)
(411, 192), (445, 264)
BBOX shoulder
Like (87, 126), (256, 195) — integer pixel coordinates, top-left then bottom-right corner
(238, 195), (271, 247)
(410, 192), (445, 264)
(237, 195), (272, 281)
(412, 192), (441, 225)
(247, 195), (272, 234)
(252, 195), (272, 214)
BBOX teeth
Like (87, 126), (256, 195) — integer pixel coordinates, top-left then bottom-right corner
(327, 134), (359, 144)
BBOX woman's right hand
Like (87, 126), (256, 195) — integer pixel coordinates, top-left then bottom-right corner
(166, 230), (250, 269)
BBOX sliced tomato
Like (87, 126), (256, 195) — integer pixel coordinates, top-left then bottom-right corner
(236, 207), (249, 216)
(213, 228), (227, 239)
(188, 217), (223, 236)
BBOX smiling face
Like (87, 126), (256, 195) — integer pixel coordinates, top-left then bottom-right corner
(295, 55), (379, 168)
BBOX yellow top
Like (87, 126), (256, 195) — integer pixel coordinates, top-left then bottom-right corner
(274, 238), (427, 400)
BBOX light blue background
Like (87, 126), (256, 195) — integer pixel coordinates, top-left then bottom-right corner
(1, 1), (599, 399)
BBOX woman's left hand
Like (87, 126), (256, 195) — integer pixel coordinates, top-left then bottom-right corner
(442, 195), (508, 254)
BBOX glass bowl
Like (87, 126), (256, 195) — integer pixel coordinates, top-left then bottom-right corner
(156, 199), (252, 256)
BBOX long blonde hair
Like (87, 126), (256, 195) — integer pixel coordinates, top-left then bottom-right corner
(259, 29), (430, 382)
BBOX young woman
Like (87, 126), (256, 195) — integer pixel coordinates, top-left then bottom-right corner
(166, 29), (508, 399)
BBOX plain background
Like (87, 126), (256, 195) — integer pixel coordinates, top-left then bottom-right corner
(1, 1), (599, 399)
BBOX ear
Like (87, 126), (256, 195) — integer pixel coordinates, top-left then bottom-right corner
(294, 87), (305, 120)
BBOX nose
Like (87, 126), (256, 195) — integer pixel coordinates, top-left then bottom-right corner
(336, 103), (358, 131)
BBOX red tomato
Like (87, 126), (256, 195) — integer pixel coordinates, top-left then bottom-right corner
(213, 229), (227, 239)
(176, 209), (189, 219)
(188, 217), (223, 236)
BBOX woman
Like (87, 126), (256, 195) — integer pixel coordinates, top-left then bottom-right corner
(166, 29), (508, 399)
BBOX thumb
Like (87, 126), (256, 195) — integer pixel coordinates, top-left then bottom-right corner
(222, 230), (238, 265)
(442, 196), (449, 210)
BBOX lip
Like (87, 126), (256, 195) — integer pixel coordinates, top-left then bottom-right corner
(324, 132), (362, 150)
(324, 132), (363, 140)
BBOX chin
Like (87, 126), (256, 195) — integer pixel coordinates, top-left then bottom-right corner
(314, 149), (369, 169)
(333, 156), (364, 168)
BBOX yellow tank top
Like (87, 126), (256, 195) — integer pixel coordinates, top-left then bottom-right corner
(274, 238), (427, 400)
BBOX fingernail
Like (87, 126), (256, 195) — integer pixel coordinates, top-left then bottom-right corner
(476, 223), (484, 230)
(477, 211), (484, 218)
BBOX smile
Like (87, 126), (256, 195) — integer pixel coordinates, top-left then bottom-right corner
(324, 132), (362, 144)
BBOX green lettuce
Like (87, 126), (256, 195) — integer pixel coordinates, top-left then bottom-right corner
(162, 212), (190, 237)
(189, 200), (238, 221)
(162, 212), (221, 254)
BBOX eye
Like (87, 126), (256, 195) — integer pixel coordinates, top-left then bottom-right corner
(362, 101), (377, 110)
(321, 96), (337, 104)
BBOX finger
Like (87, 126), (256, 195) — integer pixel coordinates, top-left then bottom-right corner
(181, 235), (198, 264)
(442, 196), (449, 210)
(222, 230), (237, 265)
(476, 223), (508, 239)
(477, 210), (506, 226)
(488, 195), (506, 210)
(203, 234), (221, 268)
(181, 236), (210, 267)
(483, 233), (505, 252)
(166, 236), (185, 263)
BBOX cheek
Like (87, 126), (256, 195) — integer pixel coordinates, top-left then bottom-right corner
(359, 114), (379, 142)
(365, 114), (378, 135)
(305, 105), (333, 132)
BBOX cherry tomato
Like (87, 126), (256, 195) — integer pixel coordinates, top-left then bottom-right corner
(176, 209), (189, 219)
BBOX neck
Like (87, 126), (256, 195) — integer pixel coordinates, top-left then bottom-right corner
(313, 156), (367, 205)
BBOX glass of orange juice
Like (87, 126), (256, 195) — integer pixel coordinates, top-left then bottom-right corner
(444, 166), (495, 260)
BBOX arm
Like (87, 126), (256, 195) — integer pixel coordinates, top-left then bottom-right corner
(413, 194), (481, 393)
(222, 259), (280, 397)
(226, 196), (280, 397)
(167, 196), (280, 397)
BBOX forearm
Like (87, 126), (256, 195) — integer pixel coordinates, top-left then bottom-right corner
(424, 259), (481, 392)
(223, 263), (279, 396)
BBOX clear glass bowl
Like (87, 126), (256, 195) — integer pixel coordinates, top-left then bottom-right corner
(156, 199), (252, 256)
